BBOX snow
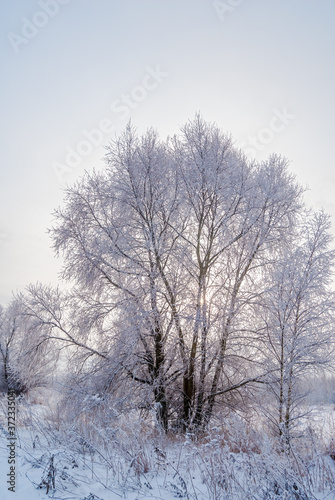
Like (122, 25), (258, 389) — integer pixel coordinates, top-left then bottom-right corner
(2, 405), (335, 500)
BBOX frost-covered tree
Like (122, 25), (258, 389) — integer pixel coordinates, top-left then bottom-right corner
(168, 119), (303, 430)
(48, 116), (312, 431)
(50, 127), (179, 430)
(0, 293), (56, 394)
(259, 210), (335, 446)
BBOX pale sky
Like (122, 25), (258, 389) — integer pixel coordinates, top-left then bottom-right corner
(1, 0), (334, 305)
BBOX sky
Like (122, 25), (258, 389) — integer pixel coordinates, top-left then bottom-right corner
(0, 0), (334, 305)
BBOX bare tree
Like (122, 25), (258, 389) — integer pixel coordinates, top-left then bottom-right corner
(0, 293), (56, 394)
(47, 117), (331, 434)
(259, 210), (335, 447)
(50, 126), (181, 430)
(166, 118), (303, 430)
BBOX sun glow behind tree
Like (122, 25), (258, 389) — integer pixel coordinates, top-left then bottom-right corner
(1, 117), (334, 438)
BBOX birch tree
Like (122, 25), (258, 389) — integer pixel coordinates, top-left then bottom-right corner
(260, 210), (335, 446)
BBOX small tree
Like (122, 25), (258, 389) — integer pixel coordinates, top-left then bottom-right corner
(0, 294), (56, 394)
(260, 210), (335, 447)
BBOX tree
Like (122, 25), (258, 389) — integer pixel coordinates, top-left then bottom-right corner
(259, 210), (335, 447)
(0, 293), (56, 394)
(168, 120), (303, 430)
(49, 116), (310, 432)
(50, 126), (179, 430)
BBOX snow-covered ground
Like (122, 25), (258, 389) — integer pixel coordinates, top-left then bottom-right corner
(1, 400), (335, 499)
